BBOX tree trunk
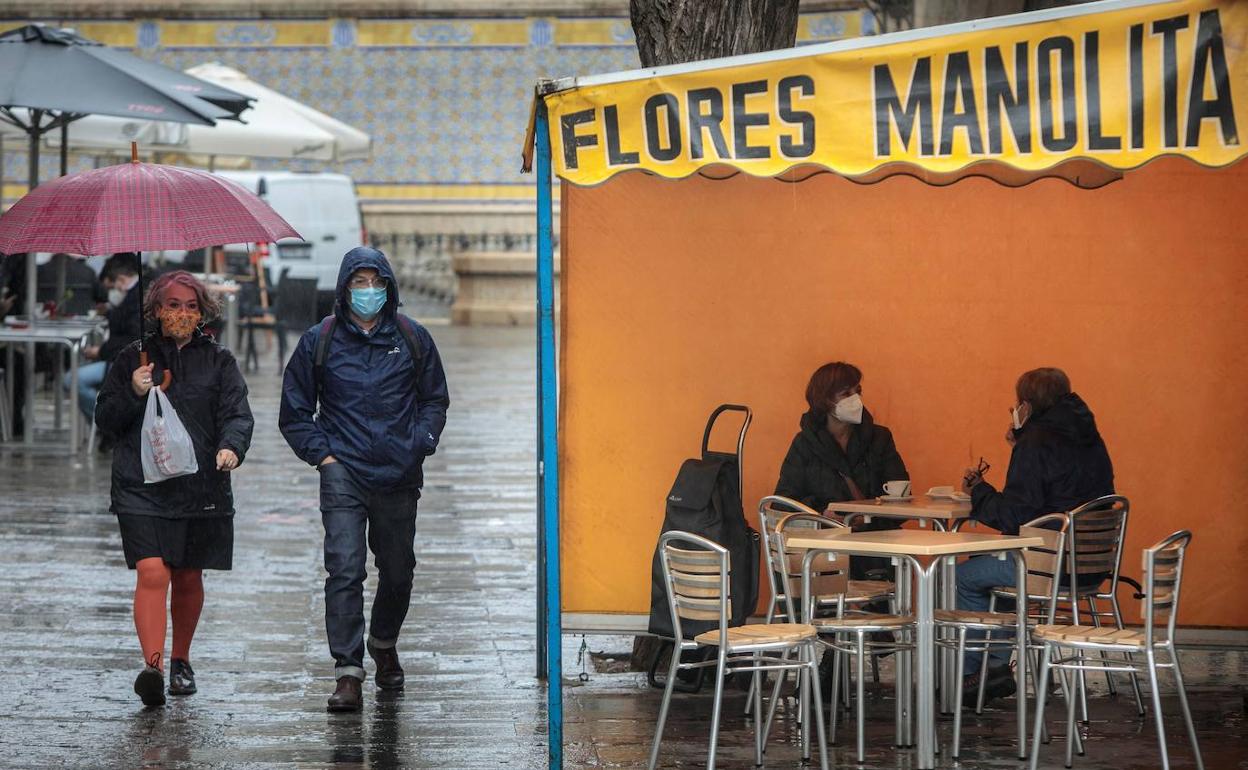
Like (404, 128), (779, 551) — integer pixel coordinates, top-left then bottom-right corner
(630, 0), (801, 67)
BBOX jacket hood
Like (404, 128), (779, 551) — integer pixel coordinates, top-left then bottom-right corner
(335, 246), (400, 323)
(1025, 392), (1102, 445)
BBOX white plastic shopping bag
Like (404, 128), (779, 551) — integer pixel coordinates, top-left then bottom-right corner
(141, 387), (199, 484)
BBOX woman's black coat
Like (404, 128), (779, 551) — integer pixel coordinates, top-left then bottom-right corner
(774, 409), (909, 531)
(95, 331), (254, 519)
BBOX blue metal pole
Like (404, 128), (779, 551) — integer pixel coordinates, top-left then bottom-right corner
(535, 99), (563, 770)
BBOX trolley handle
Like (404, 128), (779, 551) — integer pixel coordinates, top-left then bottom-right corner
(701, 403), (752, 458)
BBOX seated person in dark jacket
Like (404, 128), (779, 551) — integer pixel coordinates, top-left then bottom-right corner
(775, 361), (909, 580)
(75, 253), (143, 421)
(956, 367), (1115, 702)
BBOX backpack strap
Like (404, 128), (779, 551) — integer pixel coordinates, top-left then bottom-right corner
(312, 315), (336, 402)
(394, 314), (425, 375)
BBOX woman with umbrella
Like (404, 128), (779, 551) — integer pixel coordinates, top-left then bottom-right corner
(94, 271), (253, 706)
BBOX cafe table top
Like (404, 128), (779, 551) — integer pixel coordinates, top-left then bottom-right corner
(0, 320), (103, 343)
(782, 527), (1045, 556)
(826, 496), (974, 523)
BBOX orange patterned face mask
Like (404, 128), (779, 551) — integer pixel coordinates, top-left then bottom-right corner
(158, 308), (200, 338)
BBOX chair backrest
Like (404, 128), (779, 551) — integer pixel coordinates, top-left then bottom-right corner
(757, 496), (820, 610)
(773, 511), (849, 622)
(1017, 512), (1069, 623)
(1066, 495), (1130, 595)
(1142, 530), (1192, 646)
(275, 277), (320, 332)
(658, 530), (730, 646)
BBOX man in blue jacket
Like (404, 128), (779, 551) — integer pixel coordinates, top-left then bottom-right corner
(279, 246), (449, 712)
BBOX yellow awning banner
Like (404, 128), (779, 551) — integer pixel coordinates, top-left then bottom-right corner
(540, 0), (1247, 185)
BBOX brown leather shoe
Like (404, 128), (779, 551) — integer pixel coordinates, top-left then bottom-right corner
(368, 642), (405, 690)
(327, 676), (362, 712)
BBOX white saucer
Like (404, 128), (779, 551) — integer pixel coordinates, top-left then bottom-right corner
(878, 494), (914, 503)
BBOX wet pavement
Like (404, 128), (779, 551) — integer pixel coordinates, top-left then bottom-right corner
(1, 325), (1245, 769)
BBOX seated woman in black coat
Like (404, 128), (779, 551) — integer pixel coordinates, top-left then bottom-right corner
(774, 361), (909, 579)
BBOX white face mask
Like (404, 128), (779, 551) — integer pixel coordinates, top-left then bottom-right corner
(1011, 402), (1029, 430)
(833, 393), (864, 425)
(107, 275), (136, 307)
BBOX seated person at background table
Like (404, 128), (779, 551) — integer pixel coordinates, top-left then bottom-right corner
(775, 361), (909, 581)
(956, 366), (1115, 704)
(75, 253), (143, 427)
(0, 252), (28, 437)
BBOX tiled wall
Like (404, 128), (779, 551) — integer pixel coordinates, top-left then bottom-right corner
(1, 12), (871, 206)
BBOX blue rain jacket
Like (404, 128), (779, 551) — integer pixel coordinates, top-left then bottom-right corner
(279, 247), (449, 490)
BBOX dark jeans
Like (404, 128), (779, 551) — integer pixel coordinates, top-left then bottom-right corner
(319, 461), (419, 681)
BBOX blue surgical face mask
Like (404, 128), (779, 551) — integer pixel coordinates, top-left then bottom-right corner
(349, 286), (387, 320)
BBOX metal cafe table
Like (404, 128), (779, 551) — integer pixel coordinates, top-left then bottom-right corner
(783, 527), (1044, 770)
(827, 495), (974, 714)
(0, 317), (104, 452)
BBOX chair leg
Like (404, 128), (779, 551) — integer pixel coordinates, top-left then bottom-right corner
(761, 647), (790, 747)
(828, 644), (842, 745)
(856, 632), (867, 763)
(646, 642), (682, 770)
(1064, 655), (1079, 769)
(805, 641), (830, 770)
(1145, 648), (1171, 770)
(1086, 596), (1118, 697)
(978, 593), (997, 714)
(752, 667), (763, 767)
(1029, 643), (1053, 770)
(953, 626), (967, 759)
(1113, 596), (1147, 716)
(1168, 644), (1205, 770)
(871, 643), (881, 684)
(1029, 647), (1050, 744)
(745, 603), (776, 716)
(706, 649), (728, 770)
(1076, 648), (1091, 724)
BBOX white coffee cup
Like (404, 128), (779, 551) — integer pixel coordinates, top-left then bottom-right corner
(883, 480), (911, 497)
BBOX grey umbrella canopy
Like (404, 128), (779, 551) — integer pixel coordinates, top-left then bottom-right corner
(0, 24), (252, 188)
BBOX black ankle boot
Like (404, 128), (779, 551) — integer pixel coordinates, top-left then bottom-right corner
(134, 665), (166, 707)
(169, 659), (196, 696)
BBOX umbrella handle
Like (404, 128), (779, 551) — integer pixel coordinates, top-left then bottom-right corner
(139, 351), (173, 392)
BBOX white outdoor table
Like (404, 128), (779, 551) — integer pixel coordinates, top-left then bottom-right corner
(826, 496), (973, 530)
(827, 495), (974, 714)
(0, 319), (103, 452)
(784, 527), (1043, 770)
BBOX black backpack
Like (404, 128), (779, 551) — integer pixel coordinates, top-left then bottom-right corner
(312, 314), (424, 398)
(647, 455), (760, 640)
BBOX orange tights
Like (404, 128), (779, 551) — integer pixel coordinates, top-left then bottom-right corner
(134, 557), (204, 670)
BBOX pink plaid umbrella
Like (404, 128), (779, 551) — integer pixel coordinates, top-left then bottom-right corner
(0, 149), (299, 255)
(0, 144), (300, 383)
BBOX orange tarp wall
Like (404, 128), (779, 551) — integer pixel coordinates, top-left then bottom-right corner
(559, 158), (1248, 628)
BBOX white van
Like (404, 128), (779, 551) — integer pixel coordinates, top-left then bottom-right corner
(210, 171), (364, 312)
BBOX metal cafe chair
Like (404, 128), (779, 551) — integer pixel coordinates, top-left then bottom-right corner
(992, 495), (1144, 721)
(749, 496), (895, 717)
(648, 530), (828, 770)
(934, 512), (1069, 758)
(1029, 530), (1204, 770)
(770, 511), (914, 764)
